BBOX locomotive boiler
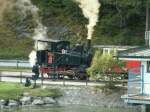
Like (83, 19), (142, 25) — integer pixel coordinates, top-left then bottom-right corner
(32, 39), (92, 80)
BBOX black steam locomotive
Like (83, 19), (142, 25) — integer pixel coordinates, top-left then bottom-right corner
(32, 39), (92, 80)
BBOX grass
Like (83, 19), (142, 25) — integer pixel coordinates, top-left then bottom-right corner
(0, 82), (62, 100)
(0, 82), (24, 100)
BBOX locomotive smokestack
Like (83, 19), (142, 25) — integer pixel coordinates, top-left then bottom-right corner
(87, 39), (91, 51)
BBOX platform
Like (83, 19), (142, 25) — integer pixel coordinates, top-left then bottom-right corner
(121, 94), (150, 104)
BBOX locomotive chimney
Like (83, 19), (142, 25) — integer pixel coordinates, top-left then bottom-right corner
(87, 39), (91, 51)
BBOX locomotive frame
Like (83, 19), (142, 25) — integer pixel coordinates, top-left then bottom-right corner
(32, 39), (92, 81)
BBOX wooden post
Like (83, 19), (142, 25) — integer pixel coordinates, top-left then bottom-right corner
(16, 60), (19, 69)
(33, 80), (36, 88)
(0, 71), (1, 82)
(41, 73), (43, 85)
(63, 74), (65, 86)
(20, 71), (23, 84)
(86, 75), (88, 86)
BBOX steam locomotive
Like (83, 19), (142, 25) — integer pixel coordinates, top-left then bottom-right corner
(32, 39), (92, 80)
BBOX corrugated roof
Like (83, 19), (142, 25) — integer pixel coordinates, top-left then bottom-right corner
(93, 45), (138, 49)
(118, 47), (150, 58)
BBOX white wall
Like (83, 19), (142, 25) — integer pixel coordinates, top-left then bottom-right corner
(141, 61), (150, 95)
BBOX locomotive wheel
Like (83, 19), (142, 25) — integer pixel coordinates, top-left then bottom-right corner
(75, 72), (88, 80)
(58, 70), (75, 80)
(67, 75), (74, 79)
(58, 74), (64, 79)
(65, 70), (75, 80)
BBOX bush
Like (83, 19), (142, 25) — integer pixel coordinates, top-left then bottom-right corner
(87, 50), (125, 85)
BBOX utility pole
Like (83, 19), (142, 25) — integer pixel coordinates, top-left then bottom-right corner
(146, 5), (149, 31)
(145, 4), (150, 46)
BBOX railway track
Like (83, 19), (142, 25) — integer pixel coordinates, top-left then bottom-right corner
(0, 71), (127, 87)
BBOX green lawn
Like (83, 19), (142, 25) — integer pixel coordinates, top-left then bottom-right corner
(0, 82), (62, 100)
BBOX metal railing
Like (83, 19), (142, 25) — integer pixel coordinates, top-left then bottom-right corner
(0, 70), (127, 86)
(0, 70), (34, 83)
(0, 59), (31, 68)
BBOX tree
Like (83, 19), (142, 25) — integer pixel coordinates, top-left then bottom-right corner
(93, 0), (146, 45)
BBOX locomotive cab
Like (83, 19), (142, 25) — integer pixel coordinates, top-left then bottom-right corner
(36, 39), (70, 66)
(51, 40), (70, 52)
(37, 39), (70, 52)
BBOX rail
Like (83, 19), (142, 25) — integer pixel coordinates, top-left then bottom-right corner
(0, 70), (127, 86)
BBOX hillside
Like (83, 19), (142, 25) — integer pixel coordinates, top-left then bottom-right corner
(0, 0), (149, 59)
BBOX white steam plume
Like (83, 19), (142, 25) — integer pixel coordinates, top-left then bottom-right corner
(16, 0), (48, 66)
(75, 0), (101, 40)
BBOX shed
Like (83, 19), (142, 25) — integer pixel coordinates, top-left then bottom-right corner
(117, 47), (150, 106)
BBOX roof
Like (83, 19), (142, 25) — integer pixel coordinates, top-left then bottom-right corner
(37, 39), (69, 43)
(117, 46), (150, 60)
(93, 45), (138, 50)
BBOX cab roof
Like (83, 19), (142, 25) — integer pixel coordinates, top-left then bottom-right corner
(37, 39), (69, 43)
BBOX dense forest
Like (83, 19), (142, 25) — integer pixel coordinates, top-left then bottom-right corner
(0, 0), (149, 59)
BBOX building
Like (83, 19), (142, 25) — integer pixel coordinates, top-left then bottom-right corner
(116, 5), (150, 112)
(93, 45), (140, 70)
(117, 46), (150, 112)
(93, 45), (137, 55)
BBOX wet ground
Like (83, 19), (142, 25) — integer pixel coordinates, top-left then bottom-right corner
(1, 105), (141, 112)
